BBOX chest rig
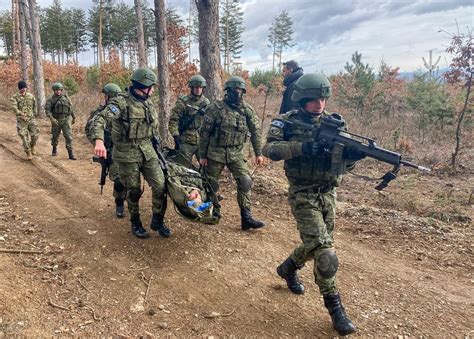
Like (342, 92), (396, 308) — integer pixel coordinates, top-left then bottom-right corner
(213, 102), (249, 147)
(284, 111), (343, 186)
(110, 93), (156, 143)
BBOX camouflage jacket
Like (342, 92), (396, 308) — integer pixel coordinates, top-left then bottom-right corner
(90, 92), (159, 163)
(11, 92), (36, 121)
(45, 94), (74, 118)
(199, 98), (262, 163)
(263, 109), (351, 188)
(169, 94), (210, 144)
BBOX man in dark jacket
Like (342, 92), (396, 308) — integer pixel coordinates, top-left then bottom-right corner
(279, 60), (304, 114)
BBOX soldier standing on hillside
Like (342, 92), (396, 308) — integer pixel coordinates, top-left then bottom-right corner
(263, 74), (363, 336)
(11, 80), (39, 160)
(91, 68), (170, 239)
(279, 60), (304, 114)
(45, 83), (76, 160)
(169, 74), (210, 168)
(85, 83), (127, 218)
(198, 75), (265, 231)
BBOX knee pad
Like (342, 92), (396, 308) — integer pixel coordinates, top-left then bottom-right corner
(236, 175), (252, 193)
(128, 188), (142, 203)
(316, 249), (339, 279)
(113, 180), (125, 193)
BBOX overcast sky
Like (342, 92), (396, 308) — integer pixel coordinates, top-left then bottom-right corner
(1, 0), (472, 74)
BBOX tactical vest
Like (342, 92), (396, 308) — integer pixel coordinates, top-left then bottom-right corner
(178, 95), (208, 133)
(51, 95), (72, 116)
(109, 93), (156, 143)
(284, 110), (343, 187)
(212, 101), (249, 147)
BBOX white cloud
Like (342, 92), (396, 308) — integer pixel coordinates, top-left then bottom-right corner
(1, 0), (472, 74)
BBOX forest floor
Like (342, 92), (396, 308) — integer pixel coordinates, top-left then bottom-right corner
(0, 112), (472, 337)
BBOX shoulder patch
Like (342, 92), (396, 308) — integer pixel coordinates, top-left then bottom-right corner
(269, 126), (281, 136)
(270, 120), (285, 128)
(109, 105), (119, 114)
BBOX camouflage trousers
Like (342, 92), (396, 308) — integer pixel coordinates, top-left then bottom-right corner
(51, 115), (73, 150)
(109, 162), (126, 201)
(16, 118), (39, 152)
(288, 188), (338, 295)
(116, 157), (166, 217)
(205, 157), (251, 210)
(173, 142), (199, 168)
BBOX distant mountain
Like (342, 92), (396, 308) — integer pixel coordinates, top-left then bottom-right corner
(399, 68), (449, 81)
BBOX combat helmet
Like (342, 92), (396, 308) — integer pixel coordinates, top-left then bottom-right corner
(102, 83), (122, 97)
(224, 76), (246, 92)
(189, 74), (207, 88)
(52, 82), (64, 90)
(131, 68), (157, 88)
(291, 73), (331, 102)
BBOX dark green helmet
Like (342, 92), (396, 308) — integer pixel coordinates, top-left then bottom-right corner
(291, 74), (331, 102)
(189, 74), (206, 87)
(224, 76), (246, 91)
(131, 67), (157, 88)
(52, 82), (64, 90)
(102, 83), (122, 97)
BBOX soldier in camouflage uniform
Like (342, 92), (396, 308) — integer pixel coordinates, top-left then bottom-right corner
(199, 75), (265, 231)
(85, 83), (127, 218)
(11, 80), (39, 160)
(263, 74), (363, 336)
(45, 82), (76, 160)
(91, 68), (170, 239)
(169, 74), (210, 168)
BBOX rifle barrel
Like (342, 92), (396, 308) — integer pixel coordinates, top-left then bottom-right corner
(400, 160), (431, 172)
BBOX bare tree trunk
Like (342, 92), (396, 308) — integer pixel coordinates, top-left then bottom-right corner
(154, 0), (170, 143)
(134, 0), (147, 67)
(195, 0), (222, 101)
(12, 0), (18, 59)
(26, 0), (46, 118)
(98, 0), (104, 67)
(451, 71), (473, 167)
(18, 0), (28, 81)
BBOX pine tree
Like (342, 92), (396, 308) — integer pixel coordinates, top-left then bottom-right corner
(267, 10), (294, 71)
(0, 11), (14, 57)
(67, 8), (88, 63)
(219, 0), (243, 73)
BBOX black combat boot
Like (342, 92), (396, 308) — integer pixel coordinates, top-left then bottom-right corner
(323, 293), (357, 336)
(276, 256), (305, 294)
(115, 199), (124, 218)
(150, 212), (171, 238)
(68, 149), (76, 160)
(241, 208), (265, 230)
(52, 146), (57, 156)
(131, 214), (149, 239)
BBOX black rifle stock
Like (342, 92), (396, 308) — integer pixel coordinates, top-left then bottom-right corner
(279, 115), (431, 190)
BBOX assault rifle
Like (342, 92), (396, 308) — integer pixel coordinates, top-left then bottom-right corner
(279, 115), (431, 190)
(92, 130), (113, 194)
(178, 105), (207, 135)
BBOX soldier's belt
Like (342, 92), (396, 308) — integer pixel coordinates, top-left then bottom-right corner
(294, 184), (333, 194)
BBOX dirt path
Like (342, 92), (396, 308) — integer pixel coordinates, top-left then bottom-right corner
(0, 114), (472, 337)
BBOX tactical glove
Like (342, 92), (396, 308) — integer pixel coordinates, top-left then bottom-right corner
(173, 136), (181, 150)
(71, 116), (76, 125)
